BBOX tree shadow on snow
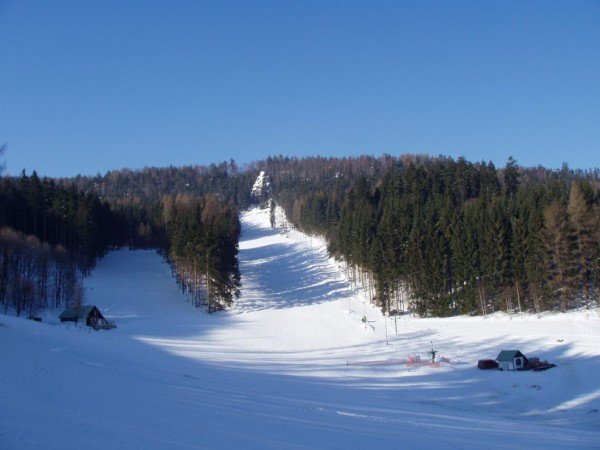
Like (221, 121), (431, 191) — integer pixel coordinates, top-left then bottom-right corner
(238, 220), (353, 312)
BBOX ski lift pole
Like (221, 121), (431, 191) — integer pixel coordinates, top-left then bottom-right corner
(429, 341), (437, 363)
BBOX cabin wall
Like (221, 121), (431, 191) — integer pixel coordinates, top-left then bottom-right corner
(498, 361), (513, 371)
(498, 357), (527, 371)
(514, 357), (525, 370)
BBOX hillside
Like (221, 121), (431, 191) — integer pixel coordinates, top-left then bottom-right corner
(1, 207), (599, 449)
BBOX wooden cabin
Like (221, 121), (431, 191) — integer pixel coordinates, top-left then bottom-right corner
(59, 305), (113, 330)
(496, 350), (528, 371)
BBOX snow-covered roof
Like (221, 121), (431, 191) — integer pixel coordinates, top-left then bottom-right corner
(59, 305), (101, 319)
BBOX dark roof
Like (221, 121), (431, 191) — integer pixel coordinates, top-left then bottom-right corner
(59, 305), (99, 319)
(496, 350), (527, 361)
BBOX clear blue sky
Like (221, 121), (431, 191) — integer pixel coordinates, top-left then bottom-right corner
(1, 0), (599, 177)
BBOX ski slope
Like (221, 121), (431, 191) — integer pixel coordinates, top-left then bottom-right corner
(1, 207), (600, 449)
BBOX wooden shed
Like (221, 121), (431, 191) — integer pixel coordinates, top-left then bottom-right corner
(496, 350), (528, 371)
(59, 305), (113, 330)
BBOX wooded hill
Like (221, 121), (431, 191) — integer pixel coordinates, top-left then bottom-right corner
(64, 161), (250, 312)
(3, 154), (598, 318)
(0, 171), (114, 316)
(261, 155), (600, 317)
(0, 163), (247, 315)
(163, 194), (241, 312)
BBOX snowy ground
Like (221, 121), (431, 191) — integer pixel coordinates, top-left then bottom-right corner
(1, 207), (600, 449)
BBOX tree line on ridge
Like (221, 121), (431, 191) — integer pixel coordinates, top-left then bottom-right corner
(264, 155), (599, 317)
(0, 156), (248, 316)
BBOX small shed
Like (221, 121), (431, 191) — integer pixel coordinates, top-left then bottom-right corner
(59, 305), (111, 330)
(496, 350), (528, 371)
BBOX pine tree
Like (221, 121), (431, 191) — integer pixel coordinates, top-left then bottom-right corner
(504, 156), (519, 199)
(567, 182), (596, 308)
(543, 201), (578, 311)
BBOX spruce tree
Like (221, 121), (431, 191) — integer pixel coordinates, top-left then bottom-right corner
(543, 201), (579, 311)
(567, 182), (596, 308)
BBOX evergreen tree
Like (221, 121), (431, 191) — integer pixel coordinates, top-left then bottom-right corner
(543, 201), (579, 311)
(504, 156), (520, 199)
(568, 181), (596, 308)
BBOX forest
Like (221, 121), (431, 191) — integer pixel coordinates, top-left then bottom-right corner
(0, 168), (116, 316)
(264, 155), (600, 317)
(2, 150), (598, 318)
(163, 194), (241, 312)
(0, 155), (246, 316)
(67, 161), (249, 312)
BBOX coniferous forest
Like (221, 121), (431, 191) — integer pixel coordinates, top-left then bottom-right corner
(0, 152), (246, 315)
(263, 155), (599, 317)
(162, 194), (241, 312)
(1, 150), (598, 318)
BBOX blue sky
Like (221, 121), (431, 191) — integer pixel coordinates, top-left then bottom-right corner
(1, 0), (599, 177)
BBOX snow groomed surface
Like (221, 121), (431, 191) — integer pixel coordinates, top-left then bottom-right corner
(1, 207), (599, 449)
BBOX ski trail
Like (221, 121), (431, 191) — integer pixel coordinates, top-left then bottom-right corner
(238, 207), (353, 312)
(1, 208), (599, 449)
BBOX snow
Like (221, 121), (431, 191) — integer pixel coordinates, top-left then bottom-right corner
(1, 207), (600, 449)
(250, 171), (270, 199)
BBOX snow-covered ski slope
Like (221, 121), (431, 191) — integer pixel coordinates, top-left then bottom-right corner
(1, 207), (600, 449)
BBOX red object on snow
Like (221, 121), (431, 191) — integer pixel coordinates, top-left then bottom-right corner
(477, 359), (499, 370)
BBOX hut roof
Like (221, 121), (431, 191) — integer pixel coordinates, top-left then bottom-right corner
(496, 350), (526, 361)
(59, 305), (98, 320)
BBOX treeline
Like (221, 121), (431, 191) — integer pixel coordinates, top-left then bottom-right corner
(164, 195), (241, 312)
(259, 155), (386, 222)
(1, 165), (245, 315)
(269, 155), (600, 316)
(66, 160), (256, 207)
(0, 229), (81, 317)
(6, 152), (597, 318)
(66, 163), (249, 312)
(0, 171), (115, 269)
(0, 171), (117, 315)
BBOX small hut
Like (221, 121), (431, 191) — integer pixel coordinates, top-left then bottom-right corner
(496, 350), (528, 371)
(59, 305), (113, 330)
